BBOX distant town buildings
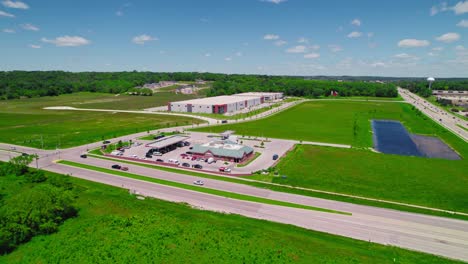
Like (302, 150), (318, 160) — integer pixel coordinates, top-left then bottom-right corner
(432, 90), (468, 109)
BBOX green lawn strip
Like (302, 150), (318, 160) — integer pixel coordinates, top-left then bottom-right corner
(457, 124), (468, 132)
(87, 153), (468, 221)
(237, 152), (261, 168)
(58, 160), (348, 215)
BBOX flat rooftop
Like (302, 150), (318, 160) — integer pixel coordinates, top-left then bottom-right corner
(235, 92), (283, 96)
(147, 135), (189, 149)
(170, 95), (261, 105)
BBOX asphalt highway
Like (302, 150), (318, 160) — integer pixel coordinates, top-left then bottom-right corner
(398, 87), (467, 142)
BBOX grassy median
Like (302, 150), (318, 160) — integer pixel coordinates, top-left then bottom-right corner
(58, 160), (349, 215)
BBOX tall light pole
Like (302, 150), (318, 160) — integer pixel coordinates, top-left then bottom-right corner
(427, 77), (435, 90)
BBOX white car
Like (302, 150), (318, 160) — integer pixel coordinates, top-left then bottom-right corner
(193, 180), (204, 186)
(224, 168), (231, 173)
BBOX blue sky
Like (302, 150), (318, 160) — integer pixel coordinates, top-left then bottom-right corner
(1, 0), (467, 77)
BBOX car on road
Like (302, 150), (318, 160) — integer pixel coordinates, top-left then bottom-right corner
(103, 140), (111, 144)
(121, 167), (129, 171)
(219, 167), (231, 172)
(156, 159), (164, 162)
(221, 120), (228, 124)
(182, 162), (190, 168)
(80, 154), (87, 158)
(193, 180), (204, 186)
(272, 154), (279, 160)
(192, 164), (203, 169)
(111, 164), (121, 170)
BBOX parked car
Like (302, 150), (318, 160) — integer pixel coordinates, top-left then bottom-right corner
(168, 159), (179, 164)
(191, 156), (197, 161)
(145, 153), (152, 158)
(80, 154), (87, 158)
(153, 152), (163, 156)
(192, 164), (203, 169)
(184, 141), (190, 146)
(193, 180), (204, 186)
(177, 142), (185, 147)
(182, 163), (190, 168)
(121, 167), (129, 171)
(111, 164), (121, 169)
(272, 154), (279, 160)
(156, 159), (164, 162)
(206, 157), (215, 164)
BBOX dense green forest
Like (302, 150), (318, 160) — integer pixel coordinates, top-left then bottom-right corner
(0, 156), (77, 253)
(4, 71), (467, 100)
(208, 76), (397, 97)
(0, 71), (401, 99)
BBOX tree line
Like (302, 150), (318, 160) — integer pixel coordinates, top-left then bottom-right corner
(0, 71), (403, 100)
(208, 76), (398, 98)
(0, 156), (77, 253)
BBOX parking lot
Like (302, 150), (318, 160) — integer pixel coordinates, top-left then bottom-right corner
(105, 131), (295, 175)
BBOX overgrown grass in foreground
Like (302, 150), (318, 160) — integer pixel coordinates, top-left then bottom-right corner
(58, 160), (346, 215)
(1, 174), (462, 263)
(88, 153), (468, 220)
(265, 145), (468, 214)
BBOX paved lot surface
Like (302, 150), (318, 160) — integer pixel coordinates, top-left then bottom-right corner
(398, 88), (467, 141)
(1, 141), (468, 261)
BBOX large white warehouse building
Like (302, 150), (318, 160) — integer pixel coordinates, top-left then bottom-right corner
(234, 92), (283, 101)
(168, 95), (263, 114)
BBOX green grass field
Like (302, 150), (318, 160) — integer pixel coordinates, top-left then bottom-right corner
(258, 145), (468, 213)
(0, 173), (461, 264)
(0, 93), (203, 149)
(193, 101), (467, 153)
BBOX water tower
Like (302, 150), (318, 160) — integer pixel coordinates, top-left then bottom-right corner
(427, 77), (435, 89)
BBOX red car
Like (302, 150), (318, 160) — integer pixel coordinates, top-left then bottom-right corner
(191, 156), (197, 161)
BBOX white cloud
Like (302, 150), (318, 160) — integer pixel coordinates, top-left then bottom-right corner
(370, 62), (386, 67)
(132, 34), (157, 45)
(41, 35), (91, 47)
(0, 10), (15, 17)
(29, 44), (40, 49)
(347, 31), (362, 38)
(328, 44), (343, 52)
(204, 53), (211, 57)
(2, 28), (14, 33)
(394, 53), (420, 60)
(224, 57), (232, 61)
(264, 34), (279, 40)
(397, 39), (430, 48)
(457, 19), (468, 27)
(367, 32), (374, 38)
(431, 1), (468, 15)
(116, 10), (123, 16)
(261, 0), (287, 4)
(351, 19), (361, 26)
(286, 45), (307, 53)
(297, 37), (308, 43)
(304, 53), (320, 59)
(453, 1), (468, 14)
(432, 47), (444, 51)
(2, 0), (28, 9)
(235, 51), (242, 57)
(274, 40), (287, 46)
(436, 32), (460, 43)
(309, 44), (320, 50)
(21, 23), (39, 31)
(455, 45), (465, 51)
(430, 2), (449, 16)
